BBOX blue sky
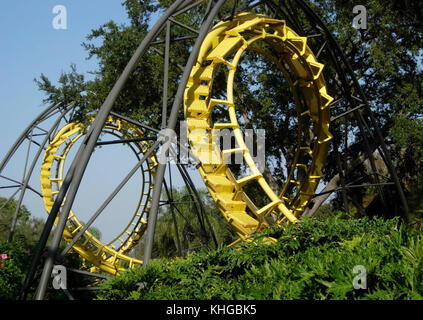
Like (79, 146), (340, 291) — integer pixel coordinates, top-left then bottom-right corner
(0, 1), (129, 148)
(0, 1), (205, 242)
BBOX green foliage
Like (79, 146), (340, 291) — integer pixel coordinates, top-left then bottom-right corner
(0, 198), (99, 300)
(0, 238), (100, 300)
(0, 238), (98, 300)
(0, 197), (45, 245)
(96, 216), (423, 300)
(134, 187), (236, 260)
(0, 238), (35, 300)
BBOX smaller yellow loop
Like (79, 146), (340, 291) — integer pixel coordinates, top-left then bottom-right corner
(40, 116), (158, 275)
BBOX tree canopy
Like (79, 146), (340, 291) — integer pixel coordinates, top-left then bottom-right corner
(0, 197), (44, 245)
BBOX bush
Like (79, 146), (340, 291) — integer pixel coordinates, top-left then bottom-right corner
(0, 238), (35, 300)
(96, 216), (423, 300)
(0, 238), (97, 300)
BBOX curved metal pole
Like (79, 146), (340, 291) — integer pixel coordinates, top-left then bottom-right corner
(0, 102), (61, 173)
(0, 175), (42, 198)
(8, 104), (73, 242)
(58, 140), (160, 259)
(21, 145), (82, 300)
(32, 0), (188, 300)
(143, 0), (228, 266)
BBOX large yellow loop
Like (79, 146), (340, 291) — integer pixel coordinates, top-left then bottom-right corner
(184, 13), (333, 242)
(40, 116), (157, 275)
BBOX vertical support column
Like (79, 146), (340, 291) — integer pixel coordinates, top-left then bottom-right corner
(162, 21), (171, 129)
(144, 20), (173, 266)
(143, 162), (167, 265)
(143, 0), (227, 266)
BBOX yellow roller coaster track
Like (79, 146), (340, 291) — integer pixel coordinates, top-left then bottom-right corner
(184, 13), (333, 243)
(40, 116), (158, 275)
(40, 13), (332, 274)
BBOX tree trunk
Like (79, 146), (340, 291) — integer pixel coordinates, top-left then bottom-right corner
(302, 149), (373, 217)
(302, 174), (340, 217)
(262, 164), (281, 194)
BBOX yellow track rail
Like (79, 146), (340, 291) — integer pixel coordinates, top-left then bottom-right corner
(40, 14), (333, 272)
(40, 116), (157, 275)
(184, 13), (333, 242)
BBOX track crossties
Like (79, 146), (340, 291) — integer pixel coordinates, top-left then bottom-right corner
(184, 13), (333, 242)
(41, 116), (158, 275)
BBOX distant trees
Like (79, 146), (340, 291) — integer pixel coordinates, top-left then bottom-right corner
(133, 187), (237, 259)
(0, 197), (44, 245)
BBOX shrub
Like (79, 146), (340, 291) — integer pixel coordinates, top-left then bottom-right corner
(0, 238), (35, 300)
(0, 238), (96, 300)
(96, 216), (423, 300)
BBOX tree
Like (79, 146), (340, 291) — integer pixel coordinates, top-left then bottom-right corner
(134, 187), (237, 259)
(0, 197), (45, 245)
(303, 0), (423, 219)
(0, 197), (104, 299)
(35, 0), (422, 222)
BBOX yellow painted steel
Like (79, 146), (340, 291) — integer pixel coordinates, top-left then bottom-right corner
(184, 13), (333, 242)
(40, 13), (333, 272)
(40, 116), (157, 275)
